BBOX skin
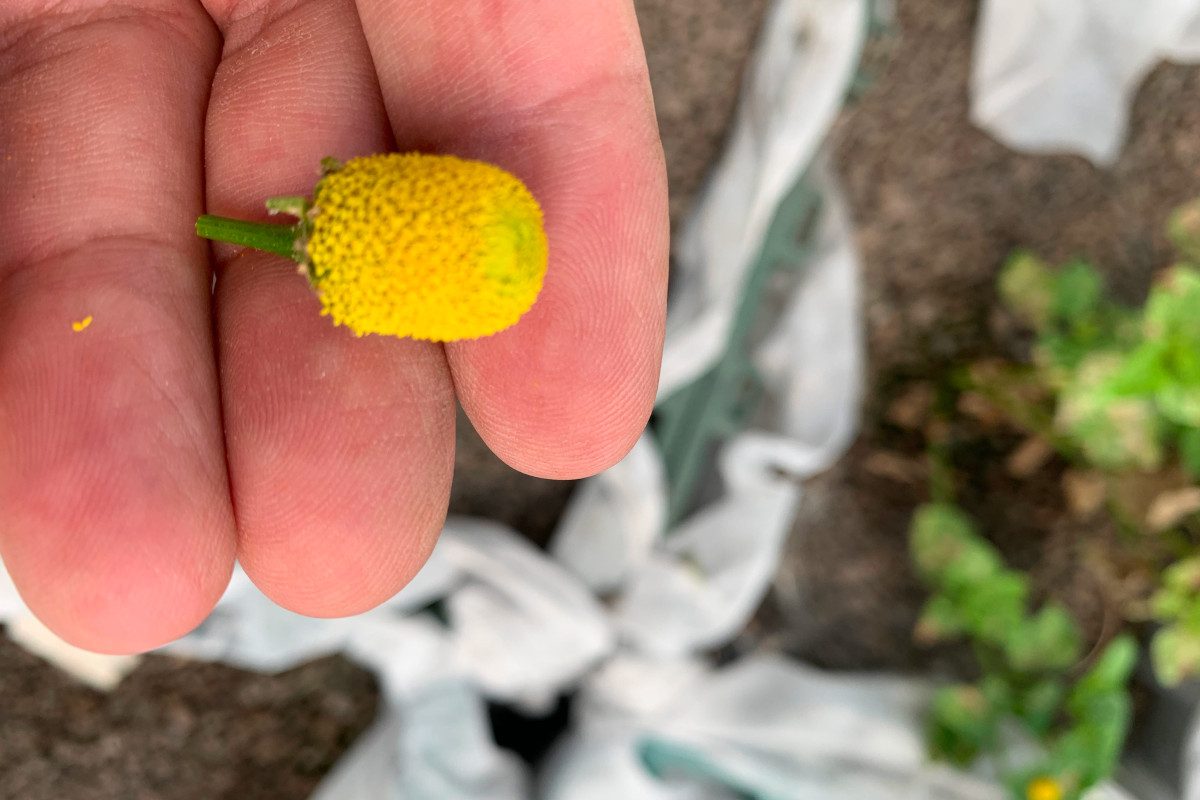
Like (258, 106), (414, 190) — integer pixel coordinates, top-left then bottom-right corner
(0, 0), (668, 654)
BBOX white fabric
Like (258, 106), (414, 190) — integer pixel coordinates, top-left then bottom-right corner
(544, 655), (1140, 800)
(310, 682), (528, 800)
(658, 0), (867, 399)
(590, 164), (862, 658)
(972, 0), (1200, 165)
(550, 433), (667, 595)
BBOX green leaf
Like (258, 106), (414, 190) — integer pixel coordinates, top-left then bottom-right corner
(1162, 556), (1200, 596)
(1157, 383), (1200, 428)
(910, 503), (1002, 585)
(1053, 261), (1104, 324)
(1180, 427), (1200, 479)
(960, 572), (1030, 645)
(1004, 604), (1083, 672)
(915, 594), (964, 643)
(1144, 267), (1200, 344)
(1017, 679), (1066, 736)
(1056, 354), (1163, 471)
(1151, 585), (1188, 622)
(1164, 333), (1200, 384)
(1035, 334), (1093, 376)
(1104, 340), (1169, 396)
(945, 550), (1020, 600)
(928, 684), (998, 766)
(1071, 634), (1137, 706)
(1153, 558), (1200, 627)
(1055, 692), (1131, 785)
(1000, 250), (1056, 331)
(1151, 625), (1200, 687)
(980, 673), (1014, 713)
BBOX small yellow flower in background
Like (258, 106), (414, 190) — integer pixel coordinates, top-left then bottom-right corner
(195, 152), (548, 342)
(72, 315), (93, 332)
(1026, 776), (1064, 800)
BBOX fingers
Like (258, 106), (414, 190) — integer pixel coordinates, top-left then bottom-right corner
(0, 1), (232, 653)
(355, 0), (669, 479)
(201, 0), (456, 616)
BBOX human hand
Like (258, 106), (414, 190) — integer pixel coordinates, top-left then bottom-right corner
(0, 0), (667, 654)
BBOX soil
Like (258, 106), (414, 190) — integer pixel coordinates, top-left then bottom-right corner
(776, 0), (1200, 672)
(0, 1), (770, 796)
(0, 637), (378, 800)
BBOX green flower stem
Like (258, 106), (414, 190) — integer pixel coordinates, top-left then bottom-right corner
(196, 215), (298, 260)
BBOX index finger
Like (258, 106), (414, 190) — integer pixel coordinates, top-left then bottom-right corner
(355, 0), (669, 479)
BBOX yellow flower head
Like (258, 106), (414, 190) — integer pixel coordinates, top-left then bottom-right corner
(1026, 776), (1064, 800)
(305, 153), (548, 341)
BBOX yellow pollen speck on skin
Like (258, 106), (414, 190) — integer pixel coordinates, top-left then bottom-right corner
(305, 152), (548, 342)
(72, 316), (93, 332)
(1026, 777), (1063, 800)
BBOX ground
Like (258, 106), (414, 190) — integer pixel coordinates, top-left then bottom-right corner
(0, 641), (377, 800)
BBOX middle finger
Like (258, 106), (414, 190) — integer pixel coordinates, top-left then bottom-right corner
(201, 0), (456, 616)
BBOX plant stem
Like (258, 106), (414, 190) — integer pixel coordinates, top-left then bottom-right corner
(928, 442), (957, 504)
(195, 215), (298, 260)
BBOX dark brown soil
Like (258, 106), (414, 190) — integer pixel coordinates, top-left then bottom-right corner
(449, 406), (575, 547)
(0, 1), (769, 796)
(777, 0), (1200, 672)
(0, 633), (378, 800)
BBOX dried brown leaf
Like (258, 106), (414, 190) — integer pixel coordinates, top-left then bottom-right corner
(886, 382), (935, 430)
(957, 391), (1008, 427)
(862, 450), (926, 484)
(1062, 470), (1106, 520)
(1146, 487), (1200, 532)
(1006, 436), (1055, 479)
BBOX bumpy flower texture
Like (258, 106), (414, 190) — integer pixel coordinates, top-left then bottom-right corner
(306, 153), (548, 341)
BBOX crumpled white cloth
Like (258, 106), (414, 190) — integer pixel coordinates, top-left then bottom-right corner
(165, 518), (612, 715)
(559, 161), (862, 659)
(658, 0), (867, 399)
(972, 0), (1200, 165)
(543, 655), (1143, 800)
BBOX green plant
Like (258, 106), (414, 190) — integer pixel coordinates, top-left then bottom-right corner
(904, 198), (1200, 797)
(981, 200), (1200, 686)
(997, 251), (1200, 476)
(911, 503), (1136, 800)
(1149, 555), (1200, 686)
